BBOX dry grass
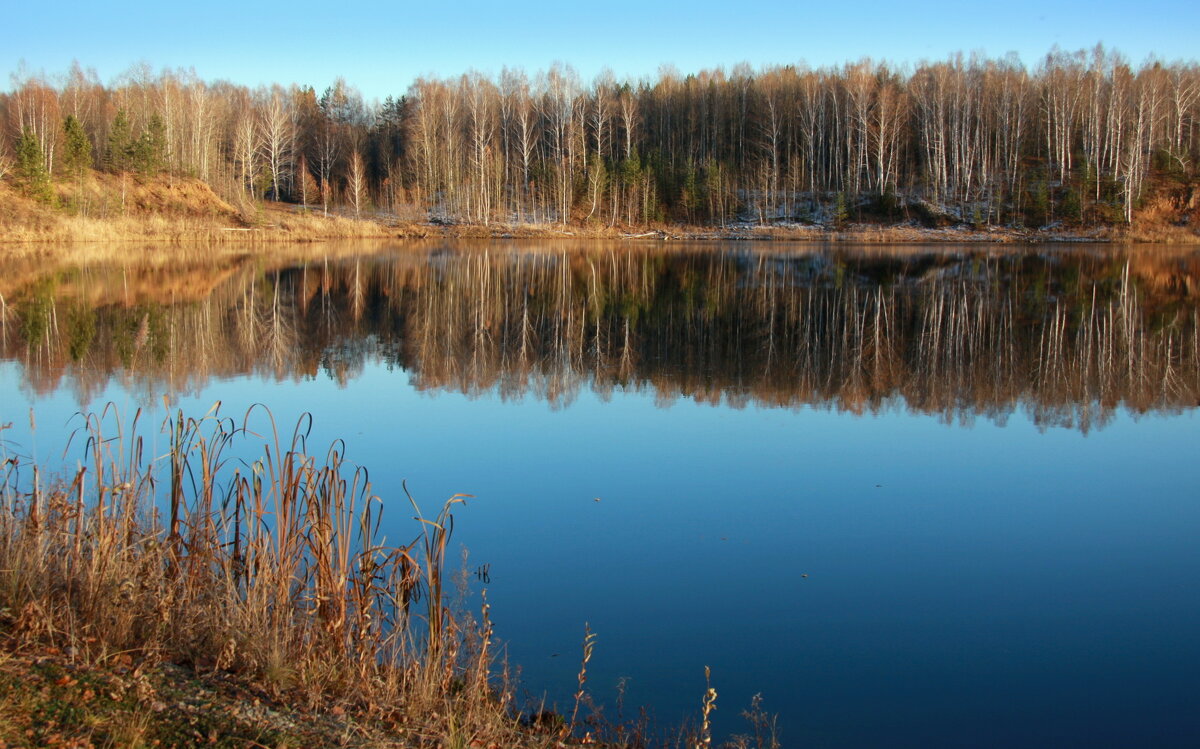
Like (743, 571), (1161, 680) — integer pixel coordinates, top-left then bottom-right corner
(0, 203), (394, 247)
(0, 175), (396, 248)
(0, 405), (531, 747)
(266, 207), (394, 239)
(0, 405), (784, 747)
(7, 171), (1197, 253)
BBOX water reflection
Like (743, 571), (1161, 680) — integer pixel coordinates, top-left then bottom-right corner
(3, 241), (1198, 432)
(4, 242), (1200, 745)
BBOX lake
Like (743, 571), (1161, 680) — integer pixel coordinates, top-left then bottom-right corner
(2, 240), (1198, 747)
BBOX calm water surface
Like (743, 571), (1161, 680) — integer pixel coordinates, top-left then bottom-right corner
(2, 240), (1198, 747)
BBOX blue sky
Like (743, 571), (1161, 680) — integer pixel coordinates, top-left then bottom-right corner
(7, 0), (1198, 102)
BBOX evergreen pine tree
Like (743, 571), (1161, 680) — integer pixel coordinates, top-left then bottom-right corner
(133, 114), (167, 174)
(16, 129), (55, 204)
(106, 109), (133, 172)
(833, 192), (849, 227)
(62, 115), (93, 177)
(704, 159), (726, 225)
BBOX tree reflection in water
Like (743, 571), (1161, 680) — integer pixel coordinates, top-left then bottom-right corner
(3, 242), (1198, 434)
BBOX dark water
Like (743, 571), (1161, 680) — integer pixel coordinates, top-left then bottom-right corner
(2, 240), (1199, 747)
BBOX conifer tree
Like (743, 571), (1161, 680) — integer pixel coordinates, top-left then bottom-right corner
(61, 115), (93, 177)
(106, 109), (133, 172)
(134, 114), (167, 174)
(833, 192), (849, 227)
(16, 129), (55, 204)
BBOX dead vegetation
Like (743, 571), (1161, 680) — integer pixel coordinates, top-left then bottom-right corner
(0, 175), (393, 247)
(0, 406), (536, 747)
(0, 407), (778, 748)
(2, 168), (1197, 254)
(1121, 181), (1200, 242)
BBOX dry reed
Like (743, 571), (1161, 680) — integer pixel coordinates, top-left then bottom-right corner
(0, 404), (783, 747)
(0, 403), (525, 744)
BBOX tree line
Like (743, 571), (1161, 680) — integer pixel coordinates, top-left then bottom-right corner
(2, 46), (1198, 226)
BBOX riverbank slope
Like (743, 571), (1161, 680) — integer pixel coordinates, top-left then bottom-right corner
(2, 172), (1198, 252)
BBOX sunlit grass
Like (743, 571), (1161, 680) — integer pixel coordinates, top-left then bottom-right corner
(0, 404), (522, 743)
(0, 404), (785, 747)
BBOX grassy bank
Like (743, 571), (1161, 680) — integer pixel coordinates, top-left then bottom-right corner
(0, 175), (395, 248)
(0, 645), (418, 747)
(0, 407), (546, 748)
(2, 172), (1197, 253)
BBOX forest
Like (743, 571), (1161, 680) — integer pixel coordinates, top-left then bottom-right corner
(2, 45), (1198, 230)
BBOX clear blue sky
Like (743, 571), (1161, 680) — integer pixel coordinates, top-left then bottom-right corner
(6, 0), (1198, 102)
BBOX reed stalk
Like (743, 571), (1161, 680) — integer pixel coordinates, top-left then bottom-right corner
(0, 404), (521, 740)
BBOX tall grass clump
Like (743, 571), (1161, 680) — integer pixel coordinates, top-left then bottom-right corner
(0, 405), (784, 747)
(0, 403), (519, 741)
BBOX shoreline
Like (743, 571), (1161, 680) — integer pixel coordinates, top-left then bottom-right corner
(402, 220), (1130, 244)
(3, 176), (1196, 252)
(4, 213), (1198, 250)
